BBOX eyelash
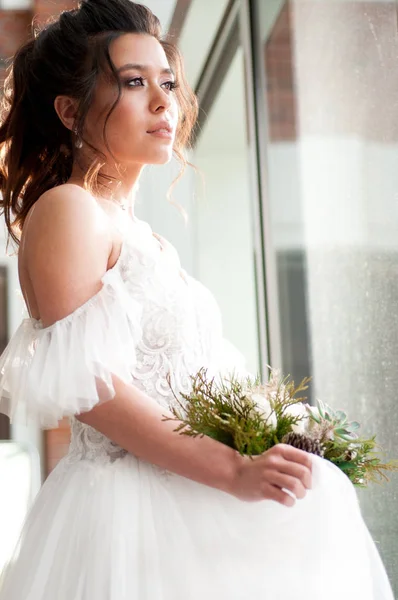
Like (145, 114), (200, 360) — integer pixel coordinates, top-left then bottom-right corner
(125, 77), (179, 92)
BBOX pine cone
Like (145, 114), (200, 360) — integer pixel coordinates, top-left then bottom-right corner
(282, 432), (324, 457)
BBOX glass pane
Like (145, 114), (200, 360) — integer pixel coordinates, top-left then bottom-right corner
(258, 0), (398, 591)
(178, 0), (231, 88)
(193, 38), (260, 373)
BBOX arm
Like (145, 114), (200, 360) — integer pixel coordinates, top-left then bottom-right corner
(78, 377), (312, 504)
(25, 186), (312, 505)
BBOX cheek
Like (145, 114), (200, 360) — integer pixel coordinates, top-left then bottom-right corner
(84, 88), (120, 144)
(88, 99), (142, 153)
(170, 97), (179, 126)
(108, 95), (144, 137)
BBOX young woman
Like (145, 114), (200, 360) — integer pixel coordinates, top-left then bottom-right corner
(0, 1), (394, 598)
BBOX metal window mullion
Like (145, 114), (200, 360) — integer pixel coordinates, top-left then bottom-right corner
(193, 0), (240, 140)
(239, 0), (282, 375)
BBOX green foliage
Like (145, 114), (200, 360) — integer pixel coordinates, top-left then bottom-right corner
(308, 400), (360, 442)
(322, 436), (398, 487)
(166, 367), (398, 488)
(168, 369), (272, 456)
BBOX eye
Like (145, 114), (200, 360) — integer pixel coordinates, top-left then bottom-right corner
(125, 77), (145, 87)
(162, 80), (179, 92)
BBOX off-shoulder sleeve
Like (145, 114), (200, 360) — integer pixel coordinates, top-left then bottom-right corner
(0, 269), (142, 428)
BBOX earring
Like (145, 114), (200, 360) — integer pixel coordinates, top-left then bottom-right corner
(74, 127), (83, 149)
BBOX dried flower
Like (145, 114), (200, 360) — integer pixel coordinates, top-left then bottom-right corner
(285, 402), (310, 434)
(247, 392), (277, 429)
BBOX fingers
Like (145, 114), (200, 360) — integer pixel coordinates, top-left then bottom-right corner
(265, 444), (312, 488)
(261, 445), (313, 496)
(278, 458), (312, 490)
(265, 484), (296, 507)
(267, 471), (307, 500)
(278, 444), (313, 470)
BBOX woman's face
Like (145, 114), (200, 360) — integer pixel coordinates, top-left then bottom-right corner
(84, 33), (179, 168)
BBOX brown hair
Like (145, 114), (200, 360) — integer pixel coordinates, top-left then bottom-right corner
(0, 0), (198, 245)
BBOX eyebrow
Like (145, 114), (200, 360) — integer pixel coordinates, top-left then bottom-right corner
(117, 63), (174, 77)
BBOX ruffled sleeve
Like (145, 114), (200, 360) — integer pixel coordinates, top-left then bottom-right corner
(0, 268), (142, 429)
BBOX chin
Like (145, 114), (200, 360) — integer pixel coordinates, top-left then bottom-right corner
(146, 149), (174, 165)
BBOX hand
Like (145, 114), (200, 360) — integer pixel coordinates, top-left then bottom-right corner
(230, 443), (313, 506)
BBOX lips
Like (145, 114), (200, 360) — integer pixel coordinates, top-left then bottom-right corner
(150, 128), (170, 134)
(147, 121), (173, 134)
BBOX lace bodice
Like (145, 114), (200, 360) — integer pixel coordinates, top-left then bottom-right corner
(68, 218), (230, 464)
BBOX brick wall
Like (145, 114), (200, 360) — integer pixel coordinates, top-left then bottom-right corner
(265, 2), (398, 142)
(265, 3), (296, 142)
(0, 1), (77, 84)
(0, 10), (32, 83)
(34, 0), (77, 25)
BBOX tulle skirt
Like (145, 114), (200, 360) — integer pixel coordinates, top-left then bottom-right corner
(0, 453), (394, 600)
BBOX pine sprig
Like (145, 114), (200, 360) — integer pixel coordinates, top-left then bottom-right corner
(167, 369), (275, 455)
(322, 436), (398, 487)
(165, 367), (398, 487)
(267, 373), (312, 442)
(167, 368), (312, 456)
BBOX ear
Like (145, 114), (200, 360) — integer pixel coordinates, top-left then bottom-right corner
(54, 96), (79, 131)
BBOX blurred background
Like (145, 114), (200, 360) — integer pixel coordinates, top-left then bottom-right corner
(1, 0), (398, 593)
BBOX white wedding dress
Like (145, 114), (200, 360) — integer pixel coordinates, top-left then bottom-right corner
(0, 216), (394, 599)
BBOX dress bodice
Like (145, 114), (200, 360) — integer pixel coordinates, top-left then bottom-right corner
(110, 218), (225, 404)
(0, 217), (245, 464)
(66, 217), (237, 465)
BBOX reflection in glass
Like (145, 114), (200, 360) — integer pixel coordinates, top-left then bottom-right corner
(258, 0), (398, 591)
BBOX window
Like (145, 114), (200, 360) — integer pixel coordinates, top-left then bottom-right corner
(255, 0), (398, 591)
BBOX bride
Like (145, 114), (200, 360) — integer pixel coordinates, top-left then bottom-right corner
(0, 1), (394, 598)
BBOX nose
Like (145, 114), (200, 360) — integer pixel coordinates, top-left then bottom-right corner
(149, 86), (172, 114)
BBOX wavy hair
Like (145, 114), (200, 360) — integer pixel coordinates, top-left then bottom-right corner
(0, 0), (198, 245)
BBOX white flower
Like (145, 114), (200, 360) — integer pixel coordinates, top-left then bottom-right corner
(285, 402), (311, 434)
(247, 392), (277, 430)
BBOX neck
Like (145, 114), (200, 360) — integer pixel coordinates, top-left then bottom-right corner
(69, 160), (144, 208)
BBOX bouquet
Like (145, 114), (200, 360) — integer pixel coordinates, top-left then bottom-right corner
(167, 367), (398, 487)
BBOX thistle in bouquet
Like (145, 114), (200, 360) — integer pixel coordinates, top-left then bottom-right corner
(167, 367), (398, 488)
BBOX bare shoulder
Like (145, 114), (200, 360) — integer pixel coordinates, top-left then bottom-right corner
(21, 184), (114, 327)
(23, 184), (109, 248)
